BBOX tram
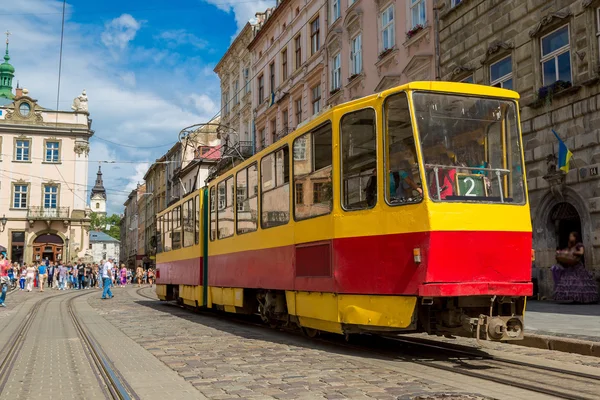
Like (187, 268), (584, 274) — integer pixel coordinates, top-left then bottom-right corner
(155, 81), (532, 341)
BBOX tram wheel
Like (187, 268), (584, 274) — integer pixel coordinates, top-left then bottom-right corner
(302, 327), (319, 338)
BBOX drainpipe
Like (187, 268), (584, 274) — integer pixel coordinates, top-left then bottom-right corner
(433, 2), (442, 80)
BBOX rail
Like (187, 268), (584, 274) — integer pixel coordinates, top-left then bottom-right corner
(27, 206), (70, 219)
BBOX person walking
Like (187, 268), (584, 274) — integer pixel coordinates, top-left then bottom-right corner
(47, 262), (55, 289)
(58, 262), (67, 290)
(101, 258), (114, 300)
(120, 264), (127, 287)
(147, 268), (155, 288)
(0, 253), (10, 307)
(136, 266), (143, 287)
(37, 262), (48, 292)
(77, 260), (85, 290)
(19, 265), (26, 290)
(26, 263), (36, 292)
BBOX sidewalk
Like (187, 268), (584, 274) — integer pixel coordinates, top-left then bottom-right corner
(517, 300), (600, 357)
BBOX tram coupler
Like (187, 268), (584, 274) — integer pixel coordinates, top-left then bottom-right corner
(474, 314), (524, 342)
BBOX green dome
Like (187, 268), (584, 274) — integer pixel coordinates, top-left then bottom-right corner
(0, 55), (14, 74)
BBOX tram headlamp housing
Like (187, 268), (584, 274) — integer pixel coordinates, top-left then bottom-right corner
(413, 248), (422, 264)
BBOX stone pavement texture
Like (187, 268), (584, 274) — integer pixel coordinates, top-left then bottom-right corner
(525, 300), (600, 340)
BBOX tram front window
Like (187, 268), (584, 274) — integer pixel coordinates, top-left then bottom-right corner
(412, 92), (525, 204)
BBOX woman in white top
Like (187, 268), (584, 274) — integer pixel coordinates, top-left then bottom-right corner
(25, 263), (36, 292)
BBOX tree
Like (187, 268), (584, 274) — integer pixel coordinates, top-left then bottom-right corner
(90, 213), (121, 240)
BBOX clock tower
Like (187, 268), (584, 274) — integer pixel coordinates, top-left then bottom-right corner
(90, 166), (107, 216)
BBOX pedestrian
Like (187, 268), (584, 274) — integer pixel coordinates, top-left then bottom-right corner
(136, 265), (143, 287)
(120, 264), (127, 287)
(77, 259), (85, 289)
(58, 262), (67, 290)
(47, 262), (55, 289)
(25, 263), (36, 292)
(7, 262), (14, 289)
(101, 258), (114, 300)
(19, 265), (26, 290)
(37, 261), (48, 292)
(147, 268), (154, 287)
(0, 253), (10, 307)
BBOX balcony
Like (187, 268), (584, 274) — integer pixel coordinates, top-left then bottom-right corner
(27, 207), (70, 227)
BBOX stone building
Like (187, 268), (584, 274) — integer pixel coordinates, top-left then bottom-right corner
(88, 231), (120, 263)
(437, 0), (600, 297)
(0, 39), (93, 264)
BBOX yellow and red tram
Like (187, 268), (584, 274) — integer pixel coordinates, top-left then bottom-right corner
(156, 81), (532, 341)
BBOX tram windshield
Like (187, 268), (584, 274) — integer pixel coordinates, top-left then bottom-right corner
(412, 92), (525, 204)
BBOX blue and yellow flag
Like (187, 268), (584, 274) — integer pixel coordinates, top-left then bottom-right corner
(268, 91), (275, 107)
(552, 130), (573, 173)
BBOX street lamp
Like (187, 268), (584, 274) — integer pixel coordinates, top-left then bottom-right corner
(0, 215), (7, 233)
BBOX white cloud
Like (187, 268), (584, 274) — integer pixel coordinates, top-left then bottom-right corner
(203, 0), (276, 31)
(101, 14), (142, 50)
(188, 93), (218, 115)
(157, 29), (208, 49)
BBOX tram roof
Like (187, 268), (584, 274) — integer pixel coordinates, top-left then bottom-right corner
(378, 81), (520, 102)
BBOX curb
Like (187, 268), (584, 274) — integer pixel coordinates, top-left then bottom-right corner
(514, 333), (600, 358)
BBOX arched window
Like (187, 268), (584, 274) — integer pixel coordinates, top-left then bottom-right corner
(96, 203), (100, 209)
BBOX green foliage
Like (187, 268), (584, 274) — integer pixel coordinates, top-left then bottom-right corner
(90, 212), (121, 240)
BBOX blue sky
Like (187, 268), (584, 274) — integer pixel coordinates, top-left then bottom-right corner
(0, 0), (274, 214)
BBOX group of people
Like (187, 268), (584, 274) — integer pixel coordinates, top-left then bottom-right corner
(0, 253), (155, 307)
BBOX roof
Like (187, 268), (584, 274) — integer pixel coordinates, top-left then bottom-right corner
(89, 231), (119, 243)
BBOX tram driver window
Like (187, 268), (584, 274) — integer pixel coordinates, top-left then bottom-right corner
(261, 146), (290, 228)
(384, 92), (422, 205)
(341, 108), (377, 210)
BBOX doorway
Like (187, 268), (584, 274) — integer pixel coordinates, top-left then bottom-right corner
(550, 202), (581, 250)
(33, 234), (64, 263)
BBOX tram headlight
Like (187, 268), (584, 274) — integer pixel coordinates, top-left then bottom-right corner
(413, 248), (422, 264)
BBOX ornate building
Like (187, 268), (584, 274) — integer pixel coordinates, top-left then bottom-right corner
(90, 166), (106, 216)
(0, 38), (93, 264)
(437, 0), (600, 297)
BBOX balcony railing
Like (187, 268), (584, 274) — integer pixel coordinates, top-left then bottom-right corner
(238, 141), (254, 158)
(27, 206), (70, 219)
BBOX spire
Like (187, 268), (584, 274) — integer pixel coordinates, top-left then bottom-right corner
(0, 30), (15, 100)
(91, 165), (107, 200)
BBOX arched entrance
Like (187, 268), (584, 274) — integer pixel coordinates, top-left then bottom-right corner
(33, 234), (64, 263)
(549, 202), (581, 250)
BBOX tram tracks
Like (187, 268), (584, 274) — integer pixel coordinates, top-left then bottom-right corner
(141, 287), (600, 399)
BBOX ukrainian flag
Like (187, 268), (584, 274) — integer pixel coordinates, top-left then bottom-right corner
(268, 91), (275, 107)
(552, 130), (573, 173)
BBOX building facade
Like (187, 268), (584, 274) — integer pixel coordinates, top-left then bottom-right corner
(437, 0), (600, 297)
(122, 187), (140, 268)
(88, 231), (120, 263)
(0, 41), (93, 264)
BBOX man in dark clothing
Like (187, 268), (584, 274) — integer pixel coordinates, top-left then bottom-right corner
(77, 260), (85, 290)
(47, 262), (55, 289)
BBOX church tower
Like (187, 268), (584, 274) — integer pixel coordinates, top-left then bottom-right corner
(0, 31), (15, 102)
(91, 166), (107, 216)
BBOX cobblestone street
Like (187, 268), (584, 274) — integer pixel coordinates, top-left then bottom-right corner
(0, 286), (599, 400)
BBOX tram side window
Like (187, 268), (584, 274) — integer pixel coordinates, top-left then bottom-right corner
(195, 195), (200, 244)
(293, 122), (333, 220)
(172, 206), (182, 250)
(164, 211), (172, 252)
(218, 177), (235, 239)
(384, 93), (423, 205)
(341, 108), (377, 210)
(156, 216), (163, 253)
(183, 199), (194, 247)
(261, 146), (290, 228)
(209, 187), (216, 241)
(236, 163), (259, 234)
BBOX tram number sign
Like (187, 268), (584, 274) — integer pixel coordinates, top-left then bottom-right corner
(456, 174), (486, 197)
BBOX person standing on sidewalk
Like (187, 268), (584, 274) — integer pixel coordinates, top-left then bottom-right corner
(47, 262), (55, 289)
(25, 263), (36, 292)
(77, 259), (85, 289)
(101, 258), (114, 299)
(58, 262), (67, 290)
(19, 265), (26, 290)
(37, 262), (48, 292)
(0, 253), (10, 307)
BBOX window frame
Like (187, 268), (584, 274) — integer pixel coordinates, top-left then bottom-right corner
(42, 183), (59, 209)
(295, 34), (302, 70)
(11, 182), (30, 209)
(217, 175), (235, 240)
(14, 138), (32, 162)
(235, 162), (259, 235)
(339, 107), (378, 212)
(281, 48), (288, 81)
(381, 4), (395, 52)
(258, 74), (265, 104)
(331, 52), (341, 91)
(451, 0), (462, 7)
(490, 55), (513, 89)
(269, 61), (276, 94)
(295, 98), (303, 126)
(260, 145), (291, 229)
(312, 84), (322, 115)
(331, 0), (340, 23)
(310, 15), (320, 55)
(350, 33), (363, 75)
(44, 139), (61, 163)
(540, 24), (571, 86)
(209, 186), (217, 241)
(409, 0), (426, 29)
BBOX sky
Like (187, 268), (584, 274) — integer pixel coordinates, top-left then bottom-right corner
(0, 0), (275, 214)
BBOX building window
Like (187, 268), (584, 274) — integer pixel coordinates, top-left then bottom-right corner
(103, 243), (107, 250)
(223, 91), (230, 115)
(258, 74), (265, 103)
(381, 5), (395, 51)
(295, 35), (302, 69)
(96, 202), (100, 209)
(312, 84), (321, 115)
(541, 25), (571, 86)
(44, 141), (60, 163)
(410, 0), (426, 29)
(43, 185), (58, 209)
(490, 56), (513, 89)
(271, 119), (277, 144)
(15, 139), (31, 162)
(233, 80), (239, 104)
(295, 98), (302, 126)
(451, 0), (462, 7)
(259, 128), (266, 149)
(270, 62), (276, 96)
(331, 0), (340, 22)
(13, 184), (28, 209)
(461, 75), (474, 83)
(351, 34), (362, 75)
(244, 67), (251, 95)
(311, 16), (320, 55)
(281, 48), (288, 81)
(282, 109), (289, 131)
(331, 53), (341, 91)
(293, 122), (333, 220)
